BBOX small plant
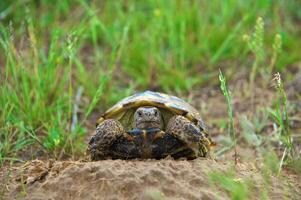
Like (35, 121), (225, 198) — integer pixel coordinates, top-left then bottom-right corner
(269, 34), (282, 74)
(268, 73), (294, 172)
(219, 70), (238, 164)
(243, 17), (265, 87)
(208, 171), (249, 200)
(243, 17), (283, 86)
(142, 188), (166, 200)
(239, 115), (262, 148)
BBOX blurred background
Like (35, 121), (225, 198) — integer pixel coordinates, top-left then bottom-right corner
(0, 0), (301, 161)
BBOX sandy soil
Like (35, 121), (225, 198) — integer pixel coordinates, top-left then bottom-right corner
(2, 158), (300, 200)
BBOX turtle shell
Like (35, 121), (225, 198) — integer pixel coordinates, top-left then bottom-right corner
(97, 90), (206, 131)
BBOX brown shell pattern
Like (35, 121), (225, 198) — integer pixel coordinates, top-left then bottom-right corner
(97, 91), (206, 130)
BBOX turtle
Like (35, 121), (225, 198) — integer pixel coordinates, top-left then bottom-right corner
(88, 90), (211, 160)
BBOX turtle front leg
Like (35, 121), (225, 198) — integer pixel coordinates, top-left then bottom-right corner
(88, 119), (125, 160)
(166, 115), (209, 158)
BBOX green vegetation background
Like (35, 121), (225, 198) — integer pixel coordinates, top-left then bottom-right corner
(1, 0), (300, 161)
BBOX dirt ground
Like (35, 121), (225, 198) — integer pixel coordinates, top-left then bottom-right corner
(1, 158), (300, 200)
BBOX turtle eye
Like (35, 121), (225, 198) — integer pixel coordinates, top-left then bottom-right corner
(154, 110), (158, 116)
(138, 111), (142, 116)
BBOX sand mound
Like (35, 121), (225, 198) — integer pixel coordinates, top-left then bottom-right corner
(3, 158), (300, 200)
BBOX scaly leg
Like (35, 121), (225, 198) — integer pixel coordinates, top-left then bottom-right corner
(88, 119), (124, 160)
(166, 115), (209, 158)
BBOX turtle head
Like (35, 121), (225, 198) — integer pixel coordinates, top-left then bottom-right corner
(134, 106), (162, 129)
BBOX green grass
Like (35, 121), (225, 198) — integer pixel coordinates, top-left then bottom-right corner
(0, 0), (301, 165)
(243, 16), (284, 88)
(244, 17), (265, 87)
(268, 73), (295, 172)
(208, 171), (249, 200)
(218, 70), (237, 163)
